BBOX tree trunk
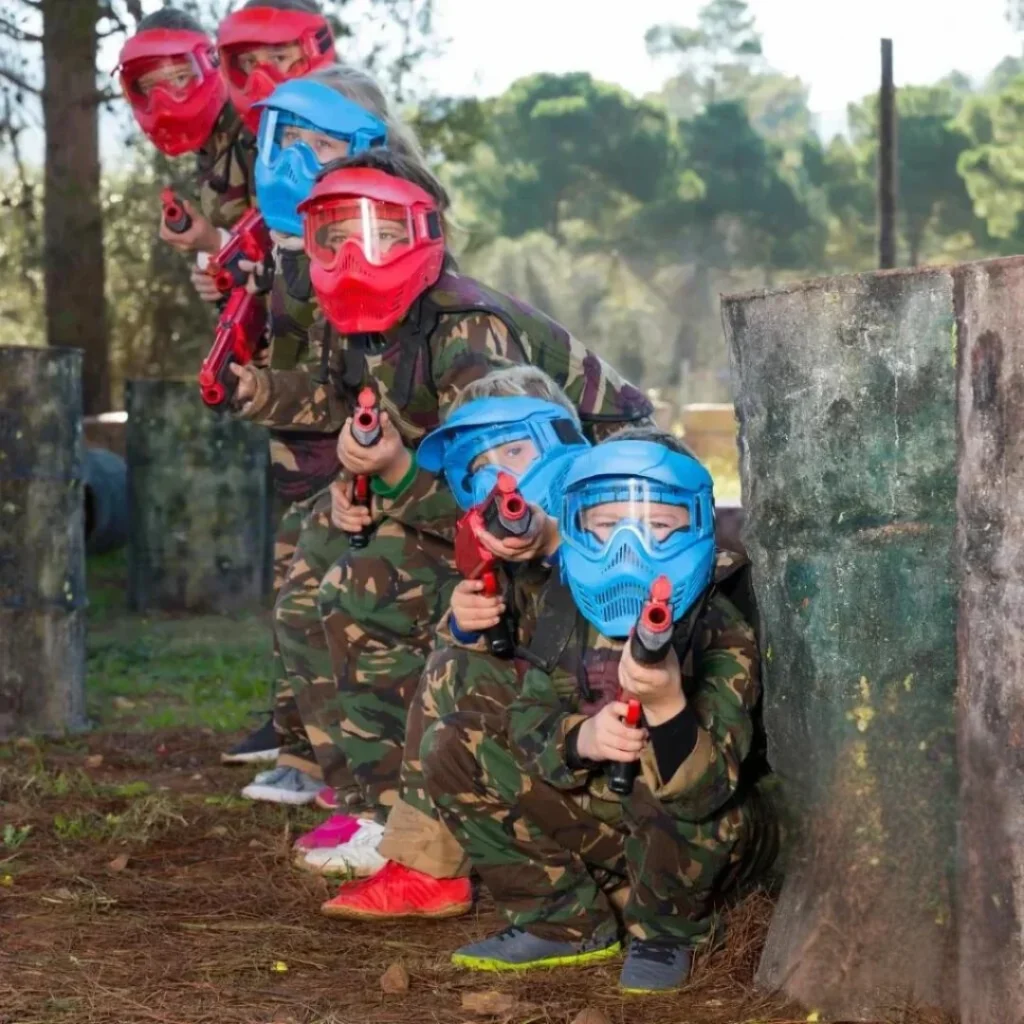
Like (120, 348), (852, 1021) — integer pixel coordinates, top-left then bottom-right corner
(0, 346), (87, 740)
(725, 266), (960, 1019)
(42, 0), (110, 415)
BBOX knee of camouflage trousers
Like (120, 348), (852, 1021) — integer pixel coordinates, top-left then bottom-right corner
(315, 518), (458, 815)
(616, 780), (777, 946)
(421, 710), (622, 943)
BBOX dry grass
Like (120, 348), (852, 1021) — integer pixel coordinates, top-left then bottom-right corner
(0, 731), (955, 1024)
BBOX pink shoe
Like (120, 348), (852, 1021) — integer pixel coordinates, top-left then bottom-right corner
(315, 786), (340, 811)
(293, 814), (362, 852)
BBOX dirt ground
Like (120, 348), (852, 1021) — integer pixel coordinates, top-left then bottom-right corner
(0, 728), (802, 1024)
(0, 555), (956, 1024)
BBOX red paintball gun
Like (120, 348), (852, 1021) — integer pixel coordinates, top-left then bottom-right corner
(453, 472), (533, 658)
(161, 187), (192, 234)
(206, 207), (272, 295)
(349, 387), (382, 549)
(606, 575), (674, 796)
(197, 287), (268, 408)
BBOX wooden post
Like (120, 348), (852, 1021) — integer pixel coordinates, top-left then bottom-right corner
(125, 380), (271, 614)
(724, 267), (959, 1019)
(0, 346), (87, 739)
(955, 256), (1024, 1024)
(878, 38), (897, 270)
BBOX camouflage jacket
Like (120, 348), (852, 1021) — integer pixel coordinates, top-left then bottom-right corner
(265, 240), (341, 503)
(439, 551), (760, 823)
(195, 104), (256, 231)
(239, 268), (653, 528)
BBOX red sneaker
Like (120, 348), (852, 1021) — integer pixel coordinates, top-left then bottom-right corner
(320, 860), (472, 920)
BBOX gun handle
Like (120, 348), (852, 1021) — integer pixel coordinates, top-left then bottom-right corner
(348, 474), (374, 549)
(349, 525), (373, 549)
(606, 759), (640, 795)
(484, 616), (515, 659)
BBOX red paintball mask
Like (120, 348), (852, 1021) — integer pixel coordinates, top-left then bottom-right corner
(216, 7), (336, 133)
(118, 29), (226, 156)
(300, 168), (446, 335)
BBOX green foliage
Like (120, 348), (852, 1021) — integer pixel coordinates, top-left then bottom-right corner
(454, 73), (675, 242)
(2, 824), (32, 850)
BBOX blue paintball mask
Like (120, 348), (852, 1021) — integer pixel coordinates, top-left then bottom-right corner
(416, 396), (589, 514)
(254, 79), (386, 236)
(559, 439), (716, 638)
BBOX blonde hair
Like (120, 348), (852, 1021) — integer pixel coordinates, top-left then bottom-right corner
(304, 64), (431, 180)
(448, 366), (580, 425)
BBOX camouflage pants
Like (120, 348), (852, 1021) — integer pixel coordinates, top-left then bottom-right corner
(318, 516), (459, 816)
(270, 499), (308, 748)
(421, 652), (772, 945)
(272, 490), (352, 786)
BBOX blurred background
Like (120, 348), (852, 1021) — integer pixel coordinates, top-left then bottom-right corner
(2, 0), (1024, 440)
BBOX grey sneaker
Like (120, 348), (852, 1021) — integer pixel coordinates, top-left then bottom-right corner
(452, 926), (620, 972)
(619, 938), (692, 993)
(240, 765), (321, 805)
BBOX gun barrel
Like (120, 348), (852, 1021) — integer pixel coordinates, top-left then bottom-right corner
(161, 188), (192, 234)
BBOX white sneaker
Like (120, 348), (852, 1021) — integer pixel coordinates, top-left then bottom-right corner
(296, 819), (387, 877)
(241, 766), (321, 805)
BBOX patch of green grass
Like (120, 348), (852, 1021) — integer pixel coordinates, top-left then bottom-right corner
(87, 610), (273, 733)
(2, 823), (32, 850)
(52, 794), (187, 845)
(85, 548), (130, 623)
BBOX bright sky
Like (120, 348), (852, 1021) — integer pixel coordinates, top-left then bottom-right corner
(10, 0), (1020, 167)
(417, 0), (1017, 138)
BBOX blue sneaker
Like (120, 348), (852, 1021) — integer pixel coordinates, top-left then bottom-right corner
(619, 938), (692, 993)
(241, 765), (320, 805)
(452, 926), (620, 972)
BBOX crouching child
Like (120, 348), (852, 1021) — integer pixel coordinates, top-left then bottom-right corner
(420, 428), (777, 993)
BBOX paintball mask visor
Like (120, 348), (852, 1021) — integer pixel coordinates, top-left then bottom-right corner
(305, 196), (441, 269)
(564, 480), (700, 560)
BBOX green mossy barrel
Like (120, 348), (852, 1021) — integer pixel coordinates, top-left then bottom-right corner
(725, 267), (959, 1019)
(0, 346), (86, 739)
(125, 380), (270, 613)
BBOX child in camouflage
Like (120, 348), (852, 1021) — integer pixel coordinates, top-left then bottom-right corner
(316, 366), (589, 916)
(419, 428), (778, 993)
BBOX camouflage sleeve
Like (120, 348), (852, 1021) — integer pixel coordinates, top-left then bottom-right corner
(506, 666), (591, 790)
(376, 465), (461, 543)
(637, 595), (760, 819)
(431, 312), (530, 417)
(196, 122), (255, 231)
(235, 354), (350, 432)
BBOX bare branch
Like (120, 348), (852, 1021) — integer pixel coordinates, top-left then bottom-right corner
(0, 65), (40, 95)
(0, 11), (42, 43)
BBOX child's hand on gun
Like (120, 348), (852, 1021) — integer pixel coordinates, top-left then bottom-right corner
(576, 702), (648, 763)
(450, 579), (505, 632)
(330, 477), (372, 533)
(476, 506), (560, 563)
(618, 642), (685, 727)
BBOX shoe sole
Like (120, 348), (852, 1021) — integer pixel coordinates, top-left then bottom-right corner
(292, 853), (384, 878)
(241, 787), (319, 805)
(320, 901), (472, 921)
(619, 985), (683, 995)
(451, 942), (621, 972)
(221, 748), (281, 765)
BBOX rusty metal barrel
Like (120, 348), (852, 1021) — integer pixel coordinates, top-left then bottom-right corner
(125, 380), (271, 614)
(0, 346), (87, 739)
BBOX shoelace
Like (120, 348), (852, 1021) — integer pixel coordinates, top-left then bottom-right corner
(630, 939), (685, 966)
